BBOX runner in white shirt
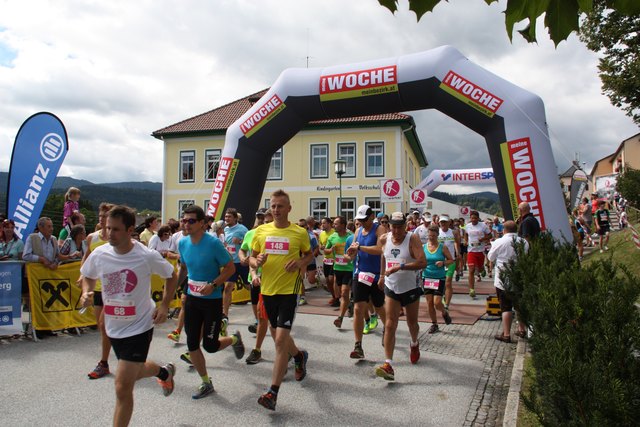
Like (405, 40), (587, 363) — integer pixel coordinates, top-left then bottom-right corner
(414, 214), (431, 245)
(487, 220), (528, 342)
(464, 210), (492, 299)
(80, 205), (178, 427)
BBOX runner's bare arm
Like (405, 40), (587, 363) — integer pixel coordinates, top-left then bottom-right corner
(80, 276), (96, 308)
(408, 233), (427, 270)
(154, 270), (178, 324)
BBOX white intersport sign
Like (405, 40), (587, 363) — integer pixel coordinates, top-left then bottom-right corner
(410, 188), (427, 210)
(380, 178), (403, 203)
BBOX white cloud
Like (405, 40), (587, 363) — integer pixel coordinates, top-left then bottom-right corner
(0, 0), (637, 185)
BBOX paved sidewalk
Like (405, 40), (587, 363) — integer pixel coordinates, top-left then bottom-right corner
(0, 289), (517, 426)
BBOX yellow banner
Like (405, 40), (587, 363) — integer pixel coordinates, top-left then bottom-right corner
(27, 259), (183, 330)
(27, 262), (96, 330)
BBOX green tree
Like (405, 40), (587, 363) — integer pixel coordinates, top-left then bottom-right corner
(580, 1), (640, 125)
(616, 166), (640, 207)
(379, 0), (640, 46)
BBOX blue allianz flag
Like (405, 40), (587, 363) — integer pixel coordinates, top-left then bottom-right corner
(7, 112), (68, 241)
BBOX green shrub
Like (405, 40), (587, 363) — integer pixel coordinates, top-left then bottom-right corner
(501, 233), (640, 426)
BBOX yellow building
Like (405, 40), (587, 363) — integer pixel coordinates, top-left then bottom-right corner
(153, 89), (428, 222)
(590, 133), (640, 196)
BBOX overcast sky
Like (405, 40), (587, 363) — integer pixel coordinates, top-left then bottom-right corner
(1, 0), (637, 194)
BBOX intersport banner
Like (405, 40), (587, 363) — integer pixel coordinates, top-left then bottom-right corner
(7, 112), (68, 241)
(207, 46), (571, 240)
(417, 168), (495, 195)
(569, 168), (588, 211)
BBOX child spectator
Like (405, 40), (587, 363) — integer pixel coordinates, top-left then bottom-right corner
(63, 187), (81, 227)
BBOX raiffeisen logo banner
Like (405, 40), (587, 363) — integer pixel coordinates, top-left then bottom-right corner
(239, 94), (286, 138)
(319, 65), (398, 101)
(7, 112), (68, 241)
(206, 156), (239, 218)
(440, 71), (504, 117)
(500, 137), (546, 229)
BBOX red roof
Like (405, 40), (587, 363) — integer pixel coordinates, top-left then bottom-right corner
(152, 89), (413, 138)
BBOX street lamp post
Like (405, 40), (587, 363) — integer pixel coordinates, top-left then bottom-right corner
(334, 159), (346, 217)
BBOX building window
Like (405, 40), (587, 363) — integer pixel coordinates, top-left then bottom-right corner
(365, 197), (382, 217)
(310, 144), (329, 179)
(203, 200), (211, 211)
(365, 142), (384, 177)
(180, 151), (195, 183)
(204, 149), (221, 182)
(178, 199), (195, 218)
(337, 143), (356, 178)
(340, 198), (356, 221)
(310, 198), (328, 219)
(267, 148), (283, 180)
(264, 199), (270, 209)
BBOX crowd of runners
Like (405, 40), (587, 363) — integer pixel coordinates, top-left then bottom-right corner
(14, 189), (542, 425)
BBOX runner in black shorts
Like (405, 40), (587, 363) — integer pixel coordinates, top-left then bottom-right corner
(346, 205), (387, 359)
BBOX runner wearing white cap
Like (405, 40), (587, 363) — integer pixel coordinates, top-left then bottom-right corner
(438, 215), (460, 309)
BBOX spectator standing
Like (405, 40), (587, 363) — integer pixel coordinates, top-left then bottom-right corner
(140, 216), (159, 246)
(0, 219), (24, 260)
(516, 202), (541, 242)
(62, 187), (81, 228)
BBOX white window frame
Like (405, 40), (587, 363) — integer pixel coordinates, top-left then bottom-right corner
(310, 144), (329, 179)
(339, 197), (357, 221)
(179, 150), (195, 183)
(310, 198), (328, 220)
(337, 142), (356, 178)
(204, 149), (221, 182)
(365, 141), (384, 177)
(364, 197), (382, 217)
(267, 148), (283, 180)
(178, 199), (195, 218)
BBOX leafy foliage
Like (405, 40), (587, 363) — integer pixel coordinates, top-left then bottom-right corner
(615, 166), (640, 207)
(379, 0), (640, 46)
(501, 234), (640, 425)
(580, 1), (640, 125)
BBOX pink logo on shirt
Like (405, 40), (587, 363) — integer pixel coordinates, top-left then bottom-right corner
(103, 269), (138, 294)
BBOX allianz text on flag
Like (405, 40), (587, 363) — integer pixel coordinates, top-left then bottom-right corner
(6, 113), (68, 241)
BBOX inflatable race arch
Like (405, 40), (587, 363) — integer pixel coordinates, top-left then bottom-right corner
(417, 168), (495, 196)
(207, 46), (571, 240)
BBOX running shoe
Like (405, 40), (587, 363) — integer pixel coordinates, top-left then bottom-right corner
(294, 350), (308, 381)
(331, 298), (341, 308)
(469, 289), (476, 299)
(604, 246), (609, 251)
(298, 296), (307, 306)
(333, 316), (343, 328)
(88, 362), (110, 379)
(410, 344), (420, 364)
(428, 324), (439, 334)
(167, 330), (180, 343)
(369, 314), (379, 330)
(455, 273), (461, 282)
(258, 390), (277, 411)
(363, 321), (371, 335)
(180, 352), (193, 366)
(480, 268), (486, 277)
(443, 310), (452, 325)
(157, 363), (175, 396)
(375, 362), (395, 381)
(192, 381), (215, 400)
(600, 249), (604, 253)
(245, 349), (262, 365)
(350, 343), (364, 359)
(248, 322), (257, 334)
(232, 330), (245, 359)
(220, 317), (228, 337)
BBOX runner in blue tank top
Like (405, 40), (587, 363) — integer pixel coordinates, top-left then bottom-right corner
(345, 205), (388, 360)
